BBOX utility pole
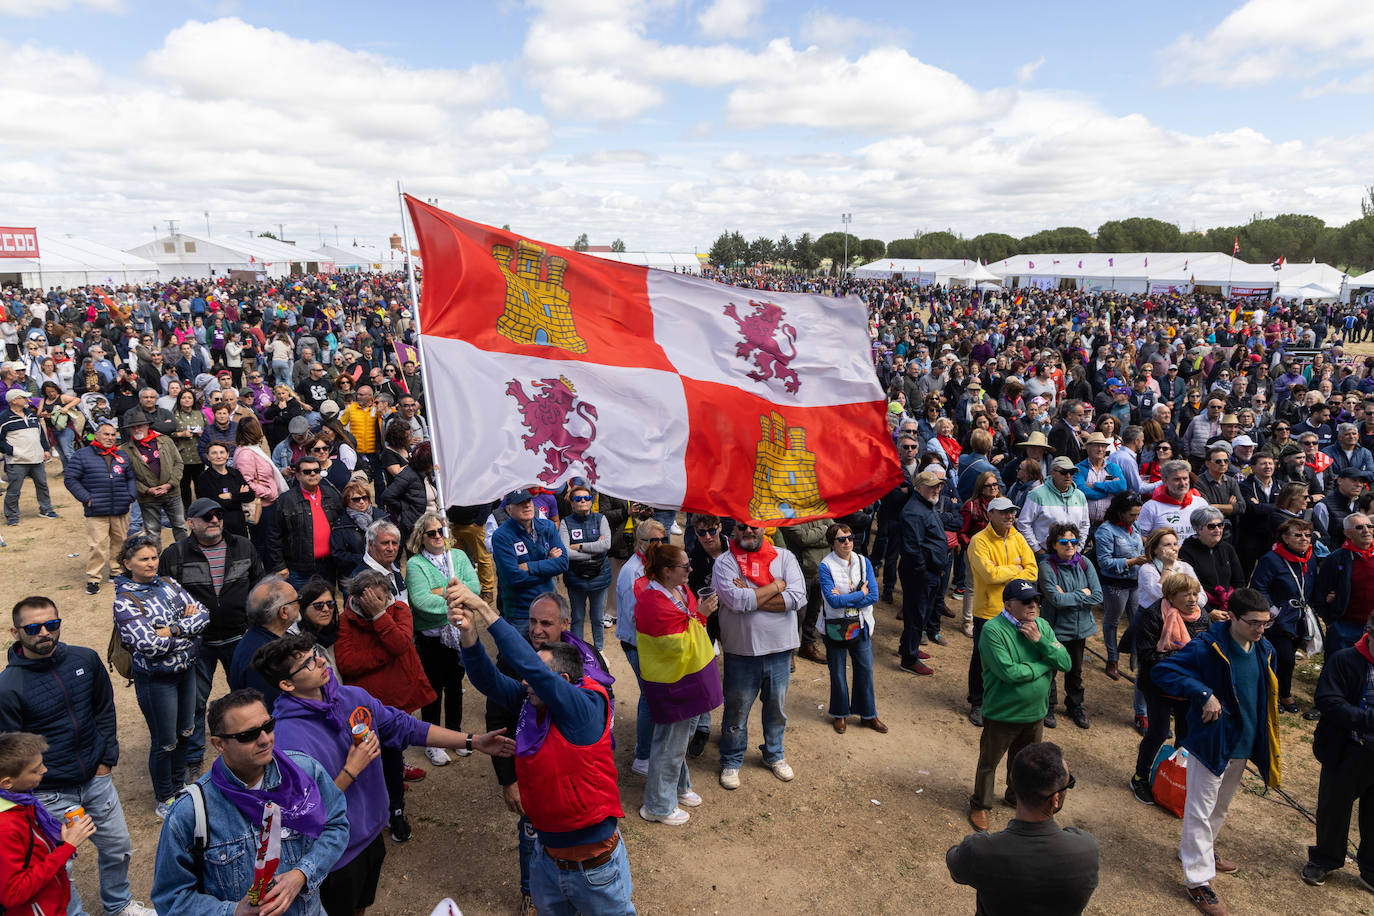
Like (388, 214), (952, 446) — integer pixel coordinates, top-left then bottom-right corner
(204, 211), (211, 236)
(165, 219), (179, 237)
(841, 213), (852, 281)
(278, 223), (285, 242)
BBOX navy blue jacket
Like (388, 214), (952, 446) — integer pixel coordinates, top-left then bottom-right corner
(63, 444), (137, 518)
(1313, 545), (1368, 625)
(0, 643), (119, 789)
(1249, 548), (1316, 636)
(1152, 620), (1281, 784)
(491, 517), (568, 627)
(900, 491), (949, 572)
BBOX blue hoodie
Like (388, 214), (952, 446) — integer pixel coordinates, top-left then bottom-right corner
(113, 575), (210, 675)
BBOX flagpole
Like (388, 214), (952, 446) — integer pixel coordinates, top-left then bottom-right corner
(395, 181), (451, 523)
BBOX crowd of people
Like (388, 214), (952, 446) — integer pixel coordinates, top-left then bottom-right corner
(0, 273), (1373, 915)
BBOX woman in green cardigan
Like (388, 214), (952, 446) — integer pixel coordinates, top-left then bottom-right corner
(404, 510), (480, 765)
(1036, 520), (1102, 731)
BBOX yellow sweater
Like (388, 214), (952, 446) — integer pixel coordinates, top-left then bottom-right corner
(968, 525), (1038, 620)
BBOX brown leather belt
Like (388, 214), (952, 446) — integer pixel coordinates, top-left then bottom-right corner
(550, 832), (620, 871)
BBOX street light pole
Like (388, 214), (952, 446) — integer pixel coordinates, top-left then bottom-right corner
(841, 212), (852, 283)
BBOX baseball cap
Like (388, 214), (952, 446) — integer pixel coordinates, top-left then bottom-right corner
(504, 488), (535, 505)
(914, 470), (945, 487)
(4, 388), (29, 402)
(186, 498), (223, 519)
(987, 496), (1017, 512)
(1338, 466), (1371, 481)
(1231, 435), (1256, 448)
(1002, 579), (1040, 603)
(1051, 456), (1077, 471)
(288, 416), (310, 435)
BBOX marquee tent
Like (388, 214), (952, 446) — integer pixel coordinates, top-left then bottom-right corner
(586, 250), (703, 274)
(852, 258), (1001, 285)
(125, 232), (332, 280)
(0, 235), (160, 289)
(313, 244), (416, 273)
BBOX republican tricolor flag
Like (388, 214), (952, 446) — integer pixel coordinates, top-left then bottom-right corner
(404, 198), (901, 526)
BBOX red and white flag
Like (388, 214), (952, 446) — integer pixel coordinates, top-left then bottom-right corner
(404, 198), (900, 526)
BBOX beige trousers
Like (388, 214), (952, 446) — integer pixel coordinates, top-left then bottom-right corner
(84, 513), (130, 582)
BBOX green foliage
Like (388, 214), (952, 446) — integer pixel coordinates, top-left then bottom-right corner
(966, 233), (1019, 263)
(748, 236), (776, 264)
(1018, 226), (1094, 253)
(257, 231), (278, 240)
(794, 232), (819, 270)
(814, 231), (861, 266)
(610, 238), (626, 252)
(859, 238), (886, 261)
(708, 230), (749, 266)
(1095, 217), (1181, 252)
(572, 233), (590, 251)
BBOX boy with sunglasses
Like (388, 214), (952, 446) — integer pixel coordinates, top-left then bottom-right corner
(0, 596), (155, 916)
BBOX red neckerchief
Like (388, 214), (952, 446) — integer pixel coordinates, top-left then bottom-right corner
(133, 428), (159, 448)
(1307, 451), (1333, 474)
(1357, 633), (1374, 665)
(93, 441), (120, 458)
(1344, 539), (1374, 561)
(1150, 483), (1201, 507)
(729, 537), (778, 587)
(937, 435), (962, 462)
(1273, 541), (1312, 578)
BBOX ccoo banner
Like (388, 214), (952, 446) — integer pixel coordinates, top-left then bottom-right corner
(0, 228), (39, 259)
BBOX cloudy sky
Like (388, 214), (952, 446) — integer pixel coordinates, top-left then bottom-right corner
(2, 0), (1372, 254)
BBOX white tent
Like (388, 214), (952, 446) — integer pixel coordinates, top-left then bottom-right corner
(0, 235), (161, 289)
(313, 244), (415, 274)
(125, 232), (333, 280)
(1276, 282), (1340, 302)
(586, 250), (703, 274)
(852, 258), (996, 284)
(1349, 269), (1374, 289)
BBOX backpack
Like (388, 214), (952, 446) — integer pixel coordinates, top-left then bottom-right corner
(181, 782), (210, 892)
(106, 594), (143, 686)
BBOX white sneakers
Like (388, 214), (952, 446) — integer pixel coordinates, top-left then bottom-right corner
(118, 903), (158, 916)
(670, 522), (683, 535)
(639, 805), (690, 826)
(426, 747), (452, 766)
(719, 768), (740, 789)
(631, 757), (649, 776)
(769, 760), (795, 782)
(678, 790), (703, 807)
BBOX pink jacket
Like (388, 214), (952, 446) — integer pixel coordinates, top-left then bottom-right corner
(233, 444), (280, 505)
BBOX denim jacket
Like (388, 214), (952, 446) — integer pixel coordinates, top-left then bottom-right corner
(1094, 521), (1144, 587)
(151, 751), (349, 915)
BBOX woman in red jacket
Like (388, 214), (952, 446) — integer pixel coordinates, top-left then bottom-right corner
(335, 569), (437, 843)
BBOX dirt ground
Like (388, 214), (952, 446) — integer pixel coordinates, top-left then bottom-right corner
(0, 479), (1367, 914)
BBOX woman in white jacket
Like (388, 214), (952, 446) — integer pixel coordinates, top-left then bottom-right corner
(816, 523), (887, 736)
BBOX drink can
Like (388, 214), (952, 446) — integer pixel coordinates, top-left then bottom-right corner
(62, 805), (85, 827)
(351, 723), (370, 745)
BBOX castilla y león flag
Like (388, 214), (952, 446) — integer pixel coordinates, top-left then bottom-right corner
(404, 197), (901, 526)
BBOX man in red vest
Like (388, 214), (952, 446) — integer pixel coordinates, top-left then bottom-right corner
(448, 579), (635, 915)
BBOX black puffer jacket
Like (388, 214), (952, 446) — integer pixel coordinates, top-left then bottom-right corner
(0, 644), (118, 789)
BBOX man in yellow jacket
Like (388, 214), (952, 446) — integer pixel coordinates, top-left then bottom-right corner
(967, 496), (1037, 727)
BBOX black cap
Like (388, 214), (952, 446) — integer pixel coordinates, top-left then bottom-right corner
(1002, 578), (1040, 603)
(1337, 466), (1372, 481)
(504, 488), (535, 505)
(186, 498), (223, 519)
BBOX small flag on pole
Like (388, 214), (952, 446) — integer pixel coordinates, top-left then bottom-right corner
(1272, 256), (1284, 271)
(1232, 237), (1239, 256)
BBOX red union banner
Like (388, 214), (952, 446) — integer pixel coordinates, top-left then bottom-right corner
(0, 228), (39, 259)
(404, 196), (901, 526)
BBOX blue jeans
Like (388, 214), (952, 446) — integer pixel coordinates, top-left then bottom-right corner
(55, 426), (77, 469)
(620, 643), (654, 762)
(138, 493), (187, 545)
(643, 717), (694, 817)
(1326, 618), (1365, 658)
(34, 773), (133, 916)
(530, 833), (636, 916)
(4, 461), (53, 522)
(567, 584), (609, 650)
(825, 629), (876, 719)
(1101, 584), (1137, 664)
(518, 815), (536, 896)
(652, 508), (676, 533)
(719, 650), (790, 769)
(186, 638), (240, 768)
(132, 666), (198, 803)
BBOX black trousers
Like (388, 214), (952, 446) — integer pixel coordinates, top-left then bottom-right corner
(382, 744), (404, 818)
(415, 631), (465, 730)
(1135, 690), (1191, 781)
(1047, 638), (1086, 712)
(897, 556), (933, 665)
(1268, 630), (1298, 699)
(1309, 742), (1374, 873)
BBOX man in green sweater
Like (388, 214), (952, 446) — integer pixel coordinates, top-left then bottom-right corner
(968, 578), (1072, 832)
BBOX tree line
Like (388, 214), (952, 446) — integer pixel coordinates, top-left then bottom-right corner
(705, 196), (1374, 274)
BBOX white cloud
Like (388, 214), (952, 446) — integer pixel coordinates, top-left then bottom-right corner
(697, 0), (766, 38)
(798, 11), (896, 49)
(1161, 0), (1374, 86)
(1016, 56), (1044, 84)
(0, 0), (121, 16)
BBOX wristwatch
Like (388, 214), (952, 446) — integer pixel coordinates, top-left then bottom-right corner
(168, 622), (182, 638)
(465, 733), (473, 754)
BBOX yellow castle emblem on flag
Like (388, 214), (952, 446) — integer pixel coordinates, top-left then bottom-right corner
(491, 240), (587, 353)
(749, 411), (828, 521)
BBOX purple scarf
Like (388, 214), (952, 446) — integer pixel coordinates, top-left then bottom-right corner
(0, 787), (62, 847)
(209, 751), (327, 838)
(560, 631), (614, 691)
(514, 697), (552, 758)
(1048, 550), (1086, 572)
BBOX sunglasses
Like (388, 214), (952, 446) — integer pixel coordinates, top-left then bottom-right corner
(424, 528), (444, 537)
(644, 536), (667, 545)
(695, 527), (720, 537)
(1043, 773), (1076, 797)
(299, 468), (322, 475)
(1056, 538), (1079, 546)
(310, 445), (330, 452)
(833, 535), (854, 543)
(348, 495), (368, 503)
(215, 716), (276, 744)
(309, 599), (337, 612)
(18, 618), (60, 636)
(196, 511), (224, 522)
(1203, 522), (1224, 530)
(570, 495), (592, 502)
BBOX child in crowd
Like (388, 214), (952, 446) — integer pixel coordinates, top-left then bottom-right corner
(0, 732), (96, 916)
